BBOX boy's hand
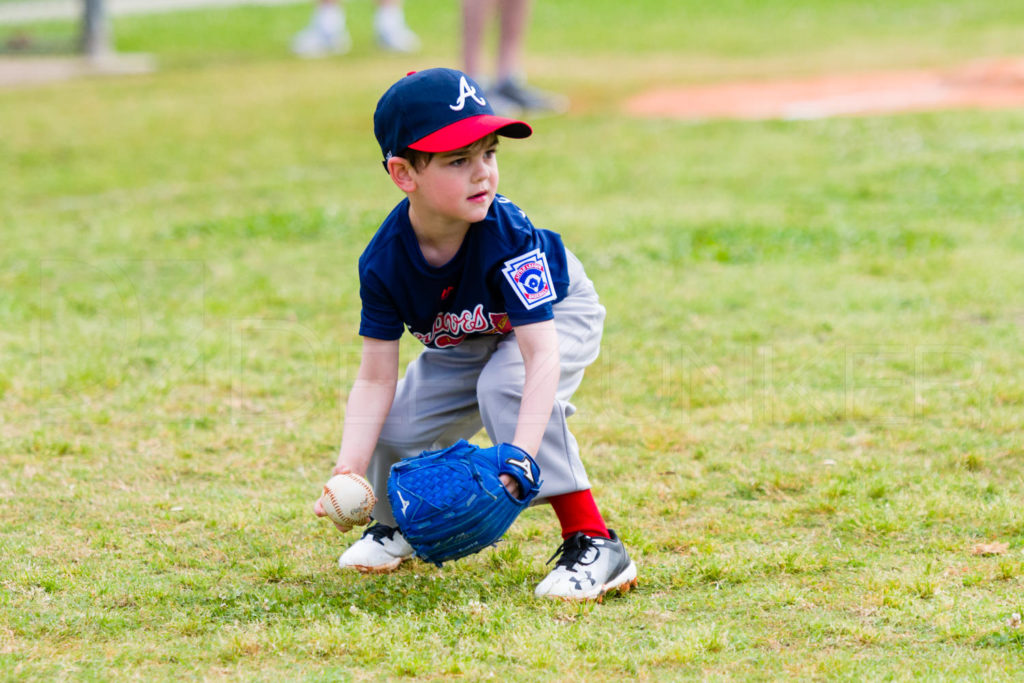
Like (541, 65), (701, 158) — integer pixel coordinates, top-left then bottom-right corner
(499, 473), (522, 499)
(313, 463), (358, 533)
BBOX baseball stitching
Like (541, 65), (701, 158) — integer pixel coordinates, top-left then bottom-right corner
(323, 474), (375, 524)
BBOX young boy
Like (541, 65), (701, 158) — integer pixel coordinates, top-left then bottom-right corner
(313, 68), (637, 601)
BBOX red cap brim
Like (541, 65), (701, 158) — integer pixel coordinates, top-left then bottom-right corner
(407, 114), (532, 153)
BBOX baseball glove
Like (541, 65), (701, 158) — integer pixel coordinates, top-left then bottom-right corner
(387, 440), (542, 566)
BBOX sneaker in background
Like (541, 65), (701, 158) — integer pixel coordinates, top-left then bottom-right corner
(492, 77), (569, 114)
(374, 5), (421, 53)
(292, 4), (350, 57)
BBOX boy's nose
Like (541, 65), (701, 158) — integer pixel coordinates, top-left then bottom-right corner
(471, 157), (492, 180)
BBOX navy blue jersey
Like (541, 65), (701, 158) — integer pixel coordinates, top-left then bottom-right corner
(359, 195), (570, 348)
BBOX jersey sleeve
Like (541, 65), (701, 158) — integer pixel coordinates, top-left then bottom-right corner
(497, 226), (569, 327)
(358, 268), (405, 341)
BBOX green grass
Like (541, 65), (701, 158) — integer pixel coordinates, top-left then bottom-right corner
(3, 0), (1024, 679)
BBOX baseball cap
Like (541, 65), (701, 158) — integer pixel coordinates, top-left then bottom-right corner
(374, 68), (532, 164)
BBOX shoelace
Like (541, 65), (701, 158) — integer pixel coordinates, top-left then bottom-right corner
(545, 532), (598, 569)
(364, 523), (395, 543)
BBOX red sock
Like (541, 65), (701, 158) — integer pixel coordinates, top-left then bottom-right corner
(548, 489), (610, 540)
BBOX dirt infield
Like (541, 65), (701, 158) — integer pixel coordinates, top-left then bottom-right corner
(626, 57), (1024, 120)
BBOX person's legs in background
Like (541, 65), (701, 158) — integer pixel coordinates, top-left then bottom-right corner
(462, 0), (496, 81)
(462, 0), (567, 114)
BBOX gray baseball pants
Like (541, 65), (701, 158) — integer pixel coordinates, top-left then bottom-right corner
(364, 251), (605, 526)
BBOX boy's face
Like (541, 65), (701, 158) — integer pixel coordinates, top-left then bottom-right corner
(406, 136), (500, 227)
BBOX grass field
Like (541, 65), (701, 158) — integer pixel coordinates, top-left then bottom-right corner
(3, 0), (1024, 679)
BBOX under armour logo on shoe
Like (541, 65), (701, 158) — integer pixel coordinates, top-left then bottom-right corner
(570, 570), (596, 591)
(450, 75), (487, 111)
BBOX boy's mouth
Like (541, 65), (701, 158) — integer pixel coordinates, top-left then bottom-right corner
(468, 191), (489, 202)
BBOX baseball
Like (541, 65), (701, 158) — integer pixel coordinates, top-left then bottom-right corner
(320, 473), (376, 528)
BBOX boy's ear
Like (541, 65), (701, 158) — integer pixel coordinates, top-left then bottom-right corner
(387, 157), (417, 193)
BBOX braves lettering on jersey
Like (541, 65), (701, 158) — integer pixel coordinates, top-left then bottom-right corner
(358, 196), (570, 348)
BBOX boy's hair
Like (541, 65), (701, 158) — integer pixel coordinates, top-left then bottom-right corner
(401, 148), (434, 170)
(401, 133), (499, 171)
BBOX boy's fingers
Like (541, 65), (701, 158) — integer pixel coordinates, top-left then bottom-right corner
(499, 473), (522, 499)
(314, 492), (353, 531)
(316, 468), (359, 530)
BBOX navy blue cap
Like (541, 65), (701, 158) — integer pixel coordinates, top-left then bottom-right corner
(374, 68), (532, 163)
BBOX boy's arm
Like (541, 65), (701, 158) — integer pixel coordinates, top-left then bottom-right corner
(313, 337), (399, 530)
(511, 319), (561, 457)
(336, 337), (401, 474)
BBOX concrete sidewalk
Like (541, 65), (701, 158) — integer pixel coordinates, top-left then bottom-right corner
(0, 0), (304, 25)
(0, 52), (154, 85)
(1, 0), (308, 87)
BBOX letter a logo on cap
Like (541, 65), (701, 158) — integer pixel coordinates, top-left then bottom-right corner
(450, 75), (487, 112)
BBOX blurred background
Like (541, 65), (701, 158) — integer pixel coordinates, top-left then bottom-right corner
(4, 2), (1024, 679)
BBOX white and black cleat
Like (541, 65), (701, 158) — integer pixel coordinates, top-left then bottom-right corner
(534, 529), (638, 601)
(338, 523), (413, 573)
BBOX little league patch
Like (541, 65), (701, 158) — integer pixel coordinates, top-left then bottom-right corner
(502, 248), (556, 310)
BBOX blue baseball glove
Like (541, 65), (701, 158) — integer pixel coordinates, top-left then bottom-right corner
(387, 440), (543, 566)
